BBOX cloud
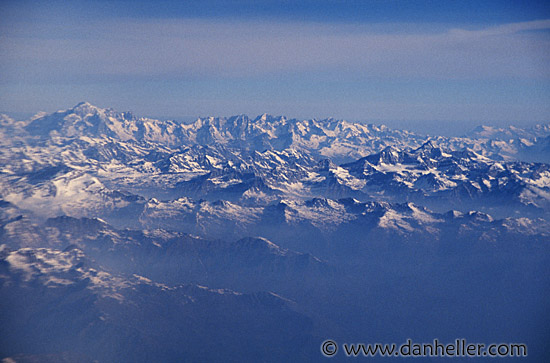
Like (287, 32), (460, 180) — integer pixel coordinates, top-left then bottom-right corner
(449, 19), (550, 37)
(1, 18), (549, 84)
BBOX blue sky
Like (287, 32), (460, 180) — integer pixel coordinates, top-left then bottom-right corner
(1, 0), (549, 128)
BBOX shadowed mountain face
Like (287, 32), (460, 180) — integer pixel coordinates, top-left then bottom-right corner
(1, 103), (550, 362)
(0, 245), (316, 362)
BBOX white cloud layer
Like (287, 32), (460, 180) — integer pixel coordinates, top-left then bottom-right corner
(1, 18), (550, 82)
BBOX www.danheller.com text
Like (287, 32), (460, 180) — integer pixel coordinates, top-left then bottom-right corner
(321, 339), (528, 358)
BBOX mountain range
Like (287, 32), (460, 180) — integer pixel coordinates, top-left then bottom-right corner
(1, 103), (549, 362)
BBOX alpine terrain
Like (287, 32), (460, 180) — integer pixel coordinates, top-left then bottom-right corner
(1, 103), (549, 362)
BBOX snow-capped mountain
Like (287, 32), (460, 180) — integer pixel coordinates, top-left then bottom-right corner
(12, 102), (548, 163)
(25, 102), (188, 146)
(2, 102), (549, 362)
(338, 142), (550, 216)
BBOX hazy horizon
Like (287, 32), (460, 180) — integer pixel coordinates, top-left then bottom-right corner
(2, 102), (547, 137)
(1, 0), (549, 126)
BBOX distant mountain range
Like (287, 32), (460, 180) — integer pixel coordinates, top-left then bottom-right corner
(1, 103), (549, 362)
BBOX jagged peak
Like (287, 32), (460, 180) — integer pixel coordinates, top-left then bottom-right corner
(316, 158), (337, 171)
(412, 139), (445, 158)
(257, 113), (271, 121)
(305, 197), (332, 207)
(415, 139), (437, 151)
(74, 101), (94, 108)
(380, 144), (402, 153)
(363, 145), (404, 165)
(70, 101), (104, 114)
(252, 113), (289, 123)
(452, 147), (486, 161)
(444, 210), (464, 219)
(466, 210), (494, 222)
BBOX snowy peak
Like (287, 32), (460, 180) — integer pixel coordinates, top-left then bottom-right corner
(71, 101), (105, 116)
(365, 146), (404, 165)
(8, 102), (550, 165)
(3, 102), (550, 222)
(413, 140), (443, 157)
(23, 102), (185, 145)
(465, 124), (550, 140)
(25, 102), (114, 139)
